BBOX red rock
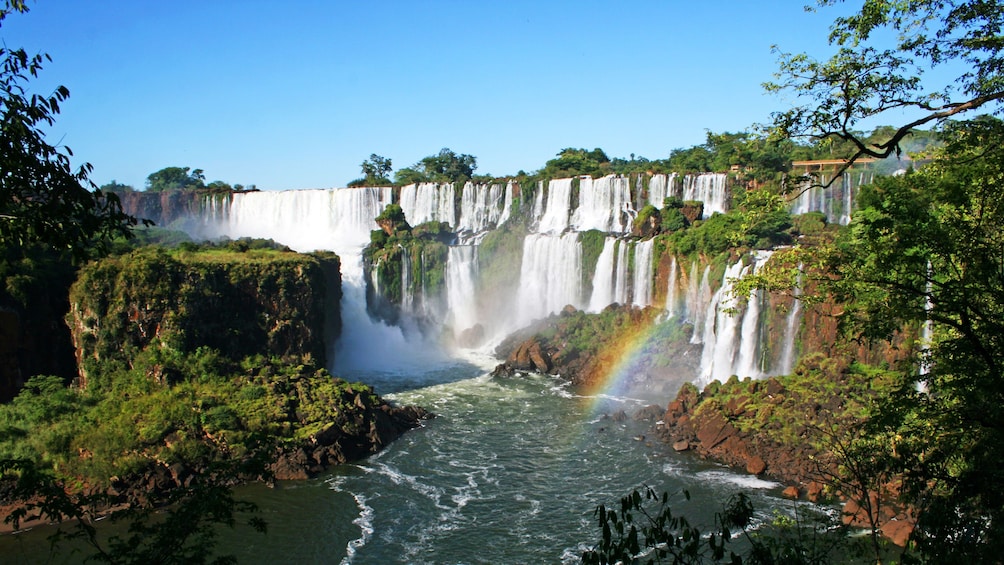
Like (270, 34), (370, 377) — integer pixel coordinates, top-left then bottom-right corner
(747, 456), (767, 475)
(672, 439), (690, 452)
(782, 485), (800, 499)
(880, 518), (914, 547)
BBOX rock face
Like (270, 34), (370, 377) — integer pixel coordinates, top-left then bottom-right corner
(117, 189), (227, 231)
(67, 247), (341, 388)
(657, 372), (915, 546)
(271, 398), (430, 480)
(491, 304), (699, 398)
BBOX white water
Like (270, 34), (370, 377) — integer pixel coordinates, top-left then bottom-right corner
(515, 233), (583, 329)
(446, 246), (479, 338)
(457, 182), (510, 235)
(206, 187), (450, 373)
(696, 251), (777, 385)
(682, 173), (729, 218)
(612, 240), (630, 306)
(572, 175), (634, 233)
(632, 239), (654, 307)
(537, 178), (573, 233)
(400, 182), (457, 227)
(665, 255), (679, 318)
(791, 170), (873, 225)
(587, 237), (618, 312)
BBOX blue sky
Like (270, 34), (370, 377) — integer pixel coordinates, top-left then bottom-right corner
(6, 1), (853, 190)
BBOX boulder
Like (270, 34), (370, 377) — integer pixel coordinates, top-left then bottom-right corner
(782, 485), (801, 499)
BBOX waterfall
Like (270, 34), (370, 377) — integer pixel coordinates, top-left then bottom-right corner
(458, 182), (509, 235)
(400, 246), (413, 314)
(400, 182), (456, 227)
(587, 237), (618, 312)
(696, 251), (775, 385)
(777, 268), (803, 375)
(631, 239), (654, 307)
(537, 178), (573, 233)
(792, 169), (871, 225)
(515, 233), (582, 328)
(446, 245), (479, 337)
(572, 175), (634, 233)
(647, 174), (668, 209)
(613, 240), (630, 306)
(497, 181), (514, 228)
(682, 173), (729, 217)
(689, 265), (712, 344)
(205, 186), (450, 373)
(530, 181), (545, 228)
(665, 255), (679, 318)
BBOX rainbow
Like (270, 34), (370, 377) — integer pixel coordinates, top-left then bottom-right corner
(580, 314), (669, 413)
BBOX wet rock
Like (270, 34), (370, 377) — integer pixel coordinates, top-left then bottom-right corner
(782, 485), (801, 499)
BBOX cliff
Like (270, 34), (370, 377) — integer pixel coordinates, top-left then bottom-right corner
(67, 246), (340, 389)
(1, 243), (435, 528)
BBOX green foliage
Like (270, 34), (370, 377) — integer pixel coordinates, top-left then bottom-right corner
(583, 487), (849, 564)
(765, 0), (1003, 182)
(393, 148), (477, 184)
(538, 148), (611, 178)
(1, 457), (267, 565)
(817, 117), (1004, 560)
(146, 166), (206, 192)
(661, 208), (687, 232)
(353, 153), (393, 186)
(669, 213), (743, 258)
(374, 202), (410, 231)
(579, 229), (607, 293)
(0, 6), (138, 259)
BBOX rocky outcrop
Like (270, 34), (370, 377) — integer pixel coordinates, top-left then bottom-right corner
(271, 398), (430, 480)
(491, 304), (700, 397)
(657, 369), (916, 545)
(67, 247), (341, 388)
(116, 189), (234, 231)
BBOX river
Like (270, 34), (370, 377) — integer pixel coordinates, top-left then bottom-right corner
(213, 354), (790, 564)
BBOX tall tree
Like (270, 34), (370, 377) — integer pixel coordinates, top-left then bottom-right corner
(824, 117), (1004, 560)
(145, 166), (206, 192)
(766, 0), (1004, 187)
(0, 2), (137, 258)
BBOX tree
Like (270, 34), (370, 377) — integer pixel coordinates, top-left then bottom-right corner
(99, 180), (134, 193)
(419, 147), (477, 183)
(0, 3), (138, 258)
(362, 153), (392, 183)
(392, 148), (478, 185)
(820, 116), (1004, 560)
(146, 166), (206, 192)
(766, 0), (1004, 188)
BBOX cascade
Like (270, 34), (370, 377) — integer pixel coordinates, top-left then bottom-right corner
(778, 268), (803, 375)
(631, 239), (654, 307)
(587, 237), (618, 312)
(536, 178), (573, 233)
(647, 174), (669, 209)
(689, 264), (712, 344)
(696, 251), (775, 385)
(682, 173), (729, 217)
(400, 182), (457, 227)
(205, 186), (449, 373)
(530, 181), (545, 228)
(572, 175), (634, 233)
(446, 245), (479, 337)
(515, 233), (582, 329)
(496, 181), (514, 228)
(612, 240), (630, 306)
(400, 246), (413, 314)
(791, 170), (872, 225)
(665, 255), (679, 318)
(457, 182), (510, 235)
